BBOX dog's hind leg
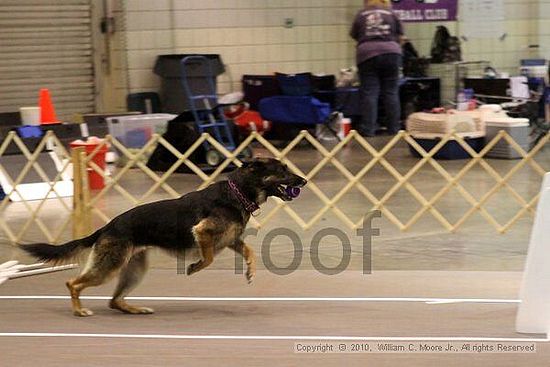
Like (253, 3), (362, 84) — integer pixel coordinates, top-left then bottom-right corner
(109, 249), (154, 315)
(66, 238), (130, 317)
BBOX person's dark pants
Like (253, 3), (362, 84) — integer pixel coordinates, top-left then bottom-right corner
(358, 53), (402, 136)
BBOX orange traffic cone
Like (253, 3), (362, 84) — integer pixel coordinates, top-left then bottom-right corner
(39, 88), (60, 124)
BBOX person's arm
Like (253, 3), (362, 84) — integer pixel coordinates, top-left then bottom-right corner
(349, 13), (360, 41)
(394, 13), (405, 44)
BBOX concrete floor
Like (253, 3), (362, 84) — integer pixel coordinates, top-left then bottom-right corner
(0, 270), (548, 366)
(1, 135), (549, 365)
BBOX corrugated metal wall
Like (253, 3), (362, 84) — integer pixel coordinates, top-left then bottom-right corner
(0, 0), (95, 121)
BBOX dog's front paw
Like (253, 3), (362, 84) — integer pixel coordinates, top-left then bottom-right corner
(187, 261), (201, 276)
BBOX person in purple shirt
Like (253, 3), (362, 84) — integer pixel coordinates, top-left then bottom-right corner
(350, 0), (405, 137)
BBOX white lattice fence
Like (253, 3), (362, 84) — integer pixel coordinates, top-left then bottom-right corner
(0, 129), (548, 245)
(0, 131), (73, 244)
(79, 130), (550, 235)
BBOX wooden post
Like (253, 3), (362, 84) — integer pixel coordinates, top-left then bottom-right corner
(71, 147), (91, 239)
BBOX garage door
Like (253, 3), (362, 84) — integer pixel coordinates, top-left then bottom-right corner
(0, 0), (95, 121)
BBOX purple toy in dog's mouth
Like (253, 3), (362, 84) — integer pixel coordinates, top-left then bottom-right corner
(285, 186), (301, 198)
(275, 184), (303, 201)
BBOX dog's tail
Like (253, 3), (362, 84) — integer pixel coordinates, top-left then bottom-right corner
(20, 229), (102, 263)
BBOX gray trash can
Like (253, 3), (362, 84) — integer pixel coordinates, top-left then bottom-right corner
(153, 54), (225, 114)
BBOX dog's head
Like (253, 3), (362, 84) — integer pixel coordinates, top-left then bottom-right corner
(237, 158), (307, 201)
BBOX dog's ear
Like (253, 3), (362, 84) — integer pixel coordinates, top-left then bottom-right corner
(240, 157), (272, 170)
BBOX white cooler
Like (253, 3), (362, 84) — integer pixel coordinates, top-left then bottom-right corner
(485, 117), (531, 159)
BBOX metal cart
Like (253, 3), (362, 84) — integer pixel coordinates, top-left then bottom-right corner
(180, 55), (251, 166)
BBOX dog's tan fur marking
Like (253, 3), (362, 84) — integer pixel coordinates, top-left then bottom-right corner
(187, 219), (218, 276)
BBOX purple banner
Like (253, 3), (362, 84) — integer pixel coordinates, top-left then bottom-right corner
(391, 0), (457, 23)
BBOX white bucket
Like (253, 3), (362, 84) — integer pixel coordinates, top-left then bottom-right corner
(19, 106), (41, 125)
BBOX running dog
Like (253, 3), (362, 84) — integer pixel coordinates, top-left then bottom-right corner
(21, 158), (307, 317)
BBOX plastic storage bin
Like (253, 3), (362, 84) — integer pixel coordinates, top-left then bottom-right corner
(485, 118), (531, 159)
(106, 114), (176, 148)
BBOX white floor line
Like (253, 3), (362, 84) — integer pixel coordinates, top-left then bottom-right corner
(0, 332), (546, 342)
(0, 295), (521, 304)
